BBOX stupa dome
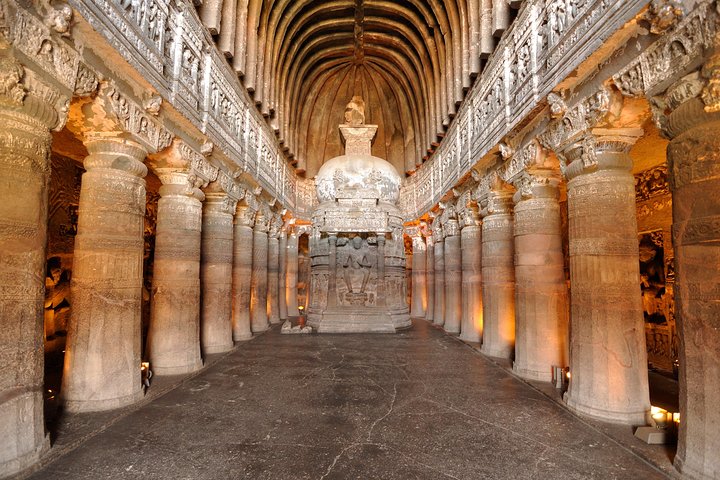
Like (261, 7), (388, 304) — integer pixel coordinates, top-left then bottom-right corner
(315, 97), (402, 204)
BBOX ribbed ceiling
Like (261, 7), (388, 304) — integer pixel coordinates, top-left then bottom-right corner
(198, 0), (518, 177)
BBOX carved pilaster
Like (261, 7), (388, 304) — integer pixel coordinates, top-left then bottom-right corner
(457, 198), (482, 343)
(250, 212), (270, 332)
(406, 226), (427, 319)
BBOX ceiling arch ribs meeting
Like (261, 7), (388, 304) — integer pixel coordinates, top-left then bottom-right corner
(197, 0), (515, 177)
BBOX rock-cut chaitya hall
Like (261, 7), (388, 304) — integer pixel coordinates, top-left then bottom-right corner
(1, 0), (719, 479)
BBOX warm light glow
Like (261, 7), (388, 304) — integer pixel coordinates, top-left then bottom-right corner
(566, 371), (571, 379)
(673, 413), (680, 424)
(141, 362), (150, 371)
(298, 306), (304, 311)
(650, 406), (665, 416)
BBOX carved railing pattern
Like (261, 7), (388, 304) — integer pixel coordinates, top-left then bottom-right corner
(400, 0), (647, 219)
(68, 0), (312, 214)
(67, 0), (647, 220)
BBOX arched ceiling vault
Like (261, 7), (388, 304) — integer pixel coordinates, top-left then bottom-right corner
(198, 0), (519, 178)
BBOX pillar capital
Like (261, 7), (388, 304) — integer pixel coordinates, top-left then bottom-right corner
(268, 213), (283, 238)
(203, 183), (237, 215)
(559, 128), (643, 181)
(69, 81), (173, 154)
(151, 139), (219, 200)
(254, 211), (270, 233)
(512, 168), (561, 204)
(235, 204), (256, 227)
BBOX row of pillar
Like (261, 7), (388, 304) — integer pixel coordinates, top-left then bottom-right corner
(409, 137), (648, 426)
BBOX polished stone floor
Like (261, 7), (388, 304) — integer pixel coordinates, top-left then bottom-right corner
(30, 320), (667, 480)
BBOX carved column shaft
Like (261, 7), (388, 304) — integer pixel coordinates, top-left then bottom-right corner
(425, 237), (435, 322)
(279, 231), (288, 320)
(512, 175), (568, 382)
(563, 131), (649, 424)
(200, 192), (234, 354)
(410, 232), (427, 318)
(444, 220), (462, 334)
(250, 216), (269, 333)
(327, 234), (338, 309)
(267, 233), (280, 324)
(460, 225), (483, 343)
(63, 138), (147, 411)
(286, 231), (300, 316)
(147, 171), (204, 375)
(377, 235), (386, 307)
(480, 193), (515, 359)
(665, 96), (720, 478)
(0, 94), (54, 474)
(433, 238), (445, 326)
(231, 208), (253, 341)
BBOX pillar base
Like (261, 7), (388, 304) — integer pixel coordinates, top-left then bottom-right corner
(481, 345), (513, 360)
(513, 363), (552, 383)
(202, 343), (234, 355)
(564, 394), (648, 425)
(674, 455), (710, 480)
(233, 333), (253, 342)
(459, 332), (480, 343)
(444, 326), (460, 335)
(0, 434), (49, 480)
(152, 361), (204, 377)
(63, 388), (145, 413)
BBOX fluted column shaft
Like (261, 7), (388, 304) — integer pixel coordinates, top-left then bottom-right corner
(460, 224), (483, 343)
(512, 174), (568, 382)
(563, 130), (649, 424)
(231, 206), (254, 341)
(410, 233), (427, 318)
(250, 216), (269, 332)
(279, 232), (288, 320)
(480, 193), (515, 359)
(425, 237), (435, 322)
(63, 138), (147, 411)
(444, 220), (462, 334)
(286, 231), (300, 316)
(267, 233), (280, 324)
(200, 192), (234, 354)
(665, 96), (720, 478)
(433, 236), (445, 326)
(0, 94), (54, 475)
(147, 170), (203, 375)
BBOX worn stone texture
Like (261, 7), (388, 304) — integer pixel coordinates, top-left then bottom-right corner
(443, 224), (462, 334)
(424, 239), (435, 322)
(62, 138), (147, 412)
(0, 99), (53, 477)
(147, 171), (204, 376)
(251, 223), (269, 333)
(512, 178), (568, 382)
(278, 232), (288, 320)
(480, 193), (515, 359)
(460, 225), (482, 343)
(200, 192), (234, 355)
(286, 231), (300, 317)
(28, 321), (667, 480)
(267, 233), (281, 325)
(433, 239), (445, 326)
(563, 135), (649, 425)
(410, 233), (427, 318)
(666, 100), (720, 480)
(231, 211), (254, 341)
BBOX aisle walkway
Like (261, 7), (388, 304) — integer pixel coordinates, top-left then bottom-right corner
(30, 321), (666, 480)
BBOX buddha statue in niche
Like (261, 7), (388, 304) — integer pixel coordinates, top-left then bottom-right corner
(343, 236), (371, 295)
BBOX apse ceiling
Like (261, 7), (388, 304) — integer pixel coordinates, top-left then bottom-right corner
(198, 0), (519, 177)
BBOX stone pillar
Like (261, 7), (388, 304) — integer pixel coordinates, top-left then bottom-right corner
(663, 80), (720, 477)
(443, 217), (462, 334)
(200, 187), (236, 354)
(147, 167), (204, 376)
(480, 188), (516, 359)
(62, 137), (148, 411)
(409, 228), (427, 318)
(433, 226), (445, 326)
(267, 218), (281, 324)
(231, 205), (255, 341)
(512, 169), (568, 382)
(425, 235), (435, 322)
(0, 60), (60, 474)
(561, 129), (649, 424)
(459, 208), (483, 343)
(279, 229), (288, 320)
(286, 229), (300, 316)
(250, 213), (270, 333)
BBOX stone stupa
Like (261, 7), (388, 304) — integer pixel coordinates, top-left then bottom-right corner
(307, 97), (411, 333)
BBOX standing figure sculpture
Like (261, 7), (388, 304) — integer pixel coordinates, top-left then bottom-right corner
(344, 236), (371, 294)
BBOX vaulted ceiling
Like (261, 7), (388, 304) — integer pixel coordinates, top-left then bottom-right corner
(197, 0), (519, 177)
